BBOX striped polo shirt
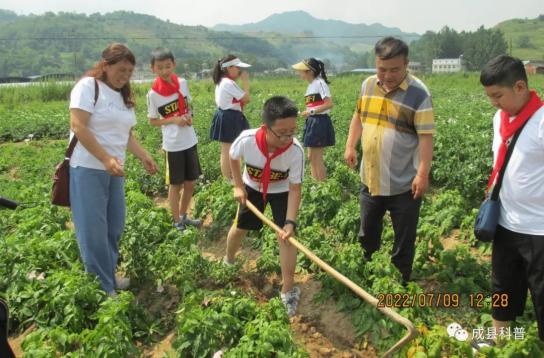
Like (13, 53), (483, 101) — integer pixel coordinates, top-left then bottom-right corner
(355, 74), (435, 196)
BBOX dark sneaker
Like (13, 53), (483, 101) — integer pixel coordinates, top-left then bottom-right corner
(173, 221), (186, 232)
(181, 214), (202, 228)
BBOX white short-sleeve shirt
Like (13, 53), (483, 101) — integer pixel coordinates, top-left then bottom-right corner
(69, 77), (137, 170)
(305, 77), (331, 114)
(229, 128), (304, 193)
(147, 77), (198, 152)
(492, 106), (544, 235)
(215, 77), (245, 111)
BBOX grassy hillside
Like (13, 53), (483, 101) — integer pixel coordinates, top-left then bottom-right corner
(495, 15), (544, 61)
(0, 10), (362, 77)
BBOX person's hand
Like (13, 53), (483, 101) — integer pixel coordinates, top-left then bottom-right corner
(141, 154), (158, 175)
(300, 110), (310, 119)
(279, 223), (295, 242)
(103, 156), (125, 176)
(412, 174), (429, 199)
(233, 186), (247, 206)
(184, 114), (193, 126)
(240, 71), (249, 83)
(172, 116), (187, 127)
(344, 147), (357, 169)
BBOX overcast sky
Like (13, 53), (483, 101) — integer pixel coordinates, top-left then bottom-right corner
(1, 0), (542, 33)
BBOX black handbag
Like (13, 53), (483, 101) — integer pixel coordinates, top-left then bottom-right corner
(474, 119), (529, 242)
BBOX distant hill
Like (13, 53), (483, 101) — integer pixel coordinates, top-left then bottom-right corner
(0, 10), (364, 77)
(495, 15), (544, 61)
(0, 10), (287, 77)
(213, 10), (420, 51)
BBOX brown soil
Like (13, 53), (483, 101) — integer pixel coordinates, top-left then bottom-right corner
(8, 324), (35, 357)
(194, 231), (375, 357)
(439, 229), (491, 261)
(10, 193), (377, 358)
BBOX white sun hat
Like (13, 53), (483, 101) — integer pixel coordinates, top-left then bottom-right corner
(221, 58), (251, 68)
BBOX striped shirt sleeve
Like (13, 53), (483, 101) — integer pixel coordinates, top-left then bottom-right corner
(413, 95), (435, 135)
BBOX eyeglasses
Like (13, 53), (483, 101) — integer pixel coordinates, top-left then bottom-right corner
(268, 127), (298, 142)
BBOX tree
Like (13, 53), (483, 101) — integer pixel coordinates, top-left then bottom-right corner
(462, 27), (508, 71)
(517, 34), (534, 49)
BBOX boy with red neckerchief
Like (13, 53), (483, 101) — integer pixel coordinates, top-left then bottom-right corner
(147, 48), (202, 232)
(224, 96), (304, 317)
(473, 55), (544, 351)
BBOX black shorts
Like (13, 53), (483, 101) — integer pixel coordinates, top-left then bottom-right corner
(209, 109), (250, 143)
(165, 145), (202, 185)
(235, 185), (288, 231)
(302, 113), (335, 148)
(492, 225), (544, 339)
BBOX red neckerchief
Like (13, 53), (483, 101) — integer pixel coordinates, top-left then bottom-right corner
(224, 75), (245, 111)
(487, 90), (543, 192)
(255, 125), (293, 201)
(151, 74), (188, 117)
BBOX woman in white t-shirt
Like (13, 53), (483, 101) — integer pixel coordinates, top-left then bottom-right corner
(209, 54), (251, 179)
(69, 43), (158, 296)
(292, 58), (335, 181)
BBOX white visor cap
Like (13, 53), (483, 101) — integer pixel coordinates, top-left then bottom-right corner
(221, 58), (251, 68)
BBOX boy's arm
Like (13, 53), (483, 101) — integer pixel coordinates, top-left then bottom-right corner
(147, 93), (186, 127)
(281, 182), (302, 241)
(230, 158), (247, 205)
(148, 116), (186, 127)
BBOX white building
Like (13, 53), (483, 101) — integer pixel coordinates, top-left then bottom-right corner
(432, 58), (464, 73)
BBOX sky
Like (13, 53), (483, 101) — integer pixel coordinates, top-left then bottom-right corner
(0, 0), (542, 34)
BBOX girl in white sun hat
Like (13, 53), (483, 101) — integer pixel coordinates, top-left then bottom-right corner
(210, 55), (252, 180)
(292, 58), (335, 181)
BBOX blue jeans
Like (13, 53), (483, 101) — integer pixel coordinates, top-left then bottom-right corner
(70, 166), (125, 292)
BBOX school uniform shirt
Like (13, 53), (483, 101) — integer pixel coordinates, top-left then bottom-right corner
(215, 77), (245, 111)
(305, 77), (331, 115)
(355, 74), (435, 196)
(69, 77), (137, 171)
(230, 129), (305, 193)
(492, 106), (544, 235)
(147, 77), (198, 152)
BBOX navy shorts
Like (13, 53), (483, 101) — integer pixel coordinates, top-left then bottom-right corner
(302, 113), (335, 148)
(209, 109), (250, 143)
(492, 225), (544, 340)
(165, 145), (202, 185)
(235, 186), (288, 231)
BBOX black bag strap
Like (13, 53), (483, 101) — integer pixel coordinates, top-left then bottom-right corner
(64, 79), (99, 158)
(490, 117), (530, 200)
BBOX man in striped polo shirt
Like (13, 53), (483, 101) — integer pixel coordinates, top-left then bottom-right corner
(344, 37), (434, 284)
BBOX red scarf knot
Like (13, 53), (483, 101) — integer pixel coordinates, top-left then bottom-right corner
(255, 125), (293, 201)
(151, 74), (189, 117)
